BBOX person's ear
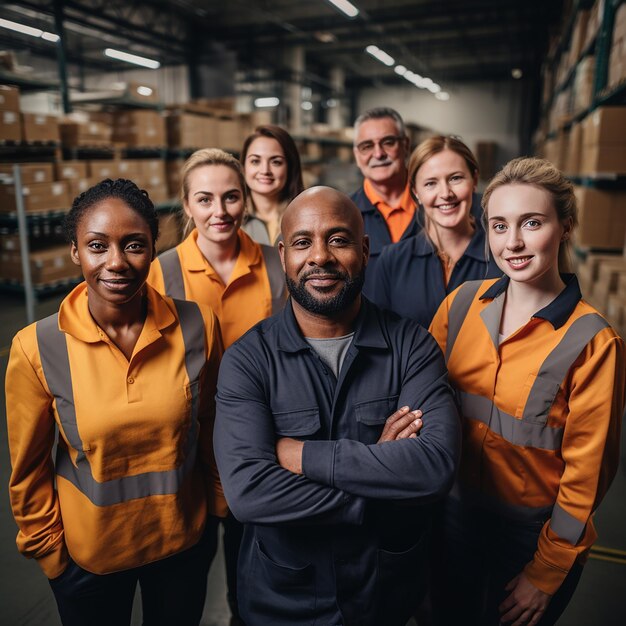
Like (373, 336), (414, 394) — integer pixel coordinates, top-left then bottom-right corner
(561, 217), (574, 241)
(278, 240), (286, 272)
(70, 241), (80, 266)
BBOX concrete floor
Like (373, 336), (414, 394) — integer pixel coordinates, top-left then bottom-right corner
(1, 290), (625, 625)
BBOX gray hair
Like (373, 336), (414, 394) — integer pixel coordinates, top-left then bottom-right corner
(353, 107), (406, 139)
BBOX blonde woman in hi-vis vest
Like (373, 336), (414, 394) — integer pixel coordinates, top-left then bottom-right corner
(429, 157), (625, 626)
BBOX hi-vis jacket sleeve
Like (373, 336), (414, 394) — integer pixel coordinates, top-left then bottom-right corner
(526, 331), (625, 594)
(197, 305), (226, 517)
(214, 344), (366, 526)
(6, 330), (69, 579)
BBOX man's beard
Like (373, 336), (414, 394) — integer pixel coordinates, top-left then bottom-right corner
(286, 268), (365, 315)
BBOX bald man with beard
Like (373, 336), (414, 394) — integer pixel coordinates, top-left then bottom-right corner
(214, 187), (460, 626)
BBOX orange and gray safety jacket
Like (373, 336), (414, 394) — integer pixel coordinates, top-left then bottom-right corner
(6, 283), (224, 578)
(148, 228), (286, 348)
(429, 274), (625, 595)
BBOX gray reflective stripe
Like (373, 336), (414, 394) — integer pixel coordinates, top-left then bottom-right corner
(158, 248), (185, 300)
(479, 291), (506, 350)
(36, 314), (85, 462)
(36, 302), (206, 507)
(445, 281), (482, 361)
(550, 501), (586, 544)
(260, 244), (286, 315)
(459, 391), (564, 450)
(450, 482), (552, 524)
(523, 313), (609, 423)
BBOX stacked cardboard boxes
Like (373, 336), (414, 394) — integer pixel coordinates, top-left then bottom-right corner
(21, 113), (60, 143)
(574, 186), (626, 250)
(580, 106), (626, 174)
(608, 3), (626, 87)
(0, 244), (81, 285)
(113, 110), (166, 147)
(0, 85), (21, 141)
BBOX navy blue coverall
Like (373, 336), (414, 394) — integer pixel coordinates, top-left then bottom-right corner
(214, 298), (460, 625)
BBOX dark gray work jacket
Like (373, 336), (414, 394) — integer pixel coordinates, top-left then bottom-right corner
(214, 298), (460, 625)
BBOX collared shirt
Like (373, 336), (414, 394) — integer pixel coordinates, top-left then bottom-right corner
(429, 275), (625, 594)
(363, 178), (416, 244)
(148, 228), (284, 348)
(373, 224), (501, 328)
(215, 298), (460, 625)
(6, 283), (224, 578)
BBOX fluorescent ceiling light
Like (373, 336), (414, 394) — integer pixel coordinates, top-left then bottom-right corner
(435, 92), (450, 101)
(511, 68), (523, 79)
(0, 17), (42, 37)
(301, 101), (313, 111)
(326, 0), (359, 18)
(41, 32), (59, 43)
(427, 83), (441, 93)
(104, 48), (160, 69)
(365, 45), (394, 67)
(255, 97), (280, 108)
(136, 86), (153, 96)
(326, 98), (338, 107)
(394, 65), (407, 76)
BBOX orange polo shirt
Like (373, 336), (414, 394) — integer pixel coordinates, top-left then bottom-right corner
(363, 178), (416, 243)
(6, 283), (224, 578)
(148, 229), (277, 348)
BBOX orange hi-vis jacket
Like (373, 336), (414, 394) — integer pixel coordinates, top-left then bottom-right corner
(6, 283), (224, 579)
(429, 275), (625, 595)
(148, 228), (287, 349)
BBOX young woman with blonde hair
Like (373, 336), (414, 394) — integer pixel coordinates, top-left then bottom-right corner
(148, 148), (287, 622)
(429, 157), (625, 625)
(373, 135), (499, 327)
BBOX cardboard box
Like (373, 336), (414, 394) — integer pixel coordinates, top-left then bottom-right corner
(0, 163), (54, 185)
(67, 177), (95, 200)
(0, 109), (21, 141)
(0, 181), (70, 213)
(21, 113), (60, 143)
(0, 244), (82, 285)
(117, 160), (142, 180)
(148, 183), (171, 205)
(582, 107), (626, 145)
(55, 161), (89, 180)
(133, 159), (167, 188)
(591, 261), (626, 310)
(59, 120), (112, 147)
(580, 144), (626, 174)
(156, 213), (182, 253)
(167, 112), (218, 148)
(0, 85), (19, 112)
(564, 122), (583, 174)
(88, 160), (120, 181)
(216, 115), (242, 150)
(113, 110), (166, 147)
(166, 159), (184, 198)
(574, 187), (626, 249)
(606, 293), (626, 338)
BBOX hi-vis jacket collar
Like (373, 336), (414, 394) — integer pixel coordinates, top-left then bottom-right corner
(276, 297), (389, 353)
(58, 282), (177, 343)
(479, 273), (582, 330)
(184, 228), (263, 273)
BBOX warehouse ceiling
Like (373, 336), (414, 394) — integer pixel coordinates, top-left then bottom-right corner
(0, 0), (565, 91)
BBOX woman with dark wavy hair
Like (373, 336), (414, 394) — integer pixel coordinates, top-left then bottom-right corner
(241, 124), (304, 245)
